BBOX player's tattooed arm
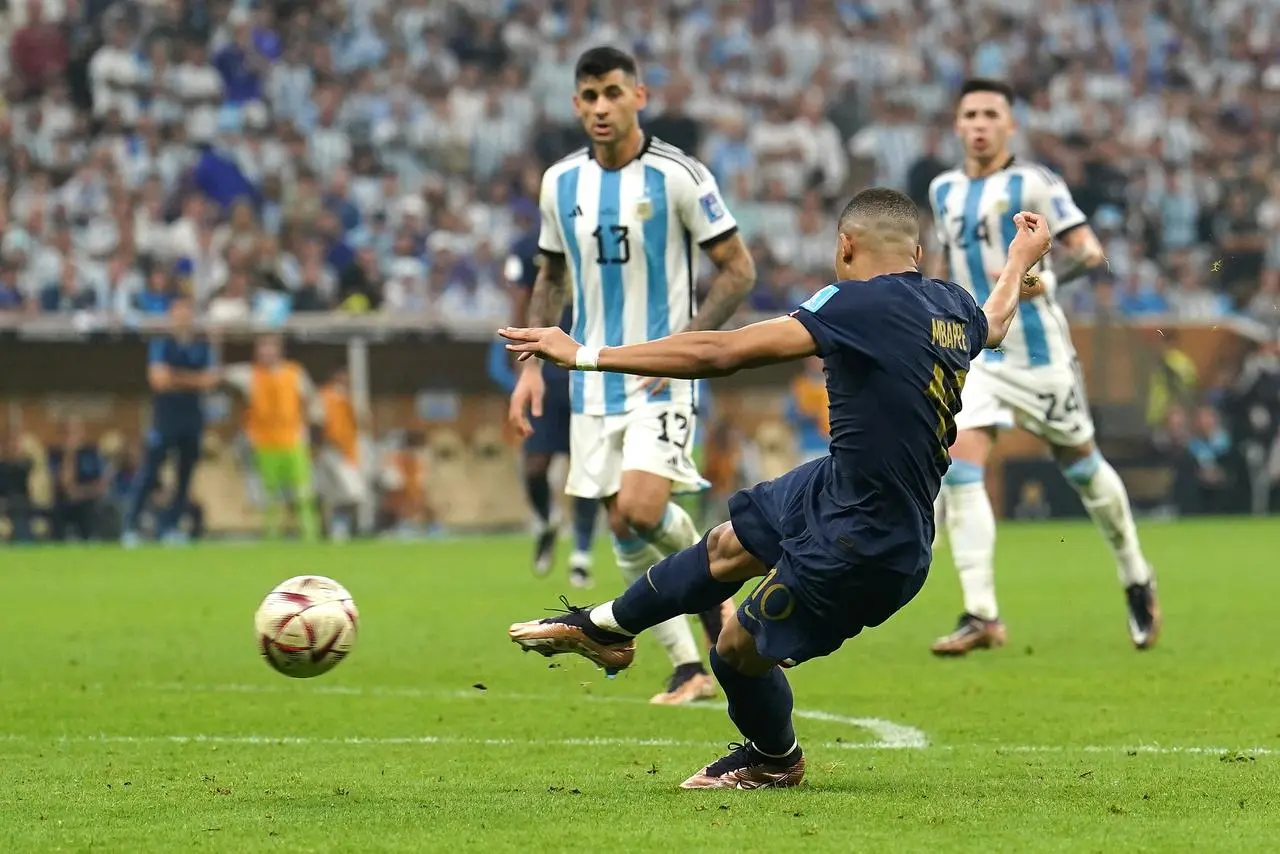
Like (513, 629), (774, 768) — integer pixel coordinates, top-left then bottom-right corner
(1054, 225), (1107, 283)
(687, 233), (757, 332)
(527, 252), (570, 329)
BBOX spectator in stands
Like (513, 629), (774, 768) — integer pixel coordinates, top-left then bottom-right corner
(48, 417), (107, 541)
(1229, 338), (1280, 513)
(0, 262), (26, 313)
(0, 433), (36, 543)
(10, 0), (69, 98)
(1180, 405), (1238, 516)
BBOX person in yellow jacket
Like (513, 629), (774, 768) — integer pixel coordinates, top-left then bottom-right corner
(223, 335), (323, 541)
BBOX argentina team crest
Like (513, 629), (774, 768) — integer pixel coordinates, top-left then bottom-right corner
(635, 197), (653, 221)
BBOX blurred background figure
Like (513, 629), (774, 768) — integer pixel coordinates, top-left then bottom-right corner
(223, 335), (322, 541)
(0, 0), (1275, 544)
(48, 417), (106, 542)
(317, 366), (370, 542)
(122, 293), (217, 547)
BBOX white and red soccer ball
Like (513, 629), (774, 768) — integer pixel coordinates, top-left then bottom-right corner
(255, 575), (359, 678)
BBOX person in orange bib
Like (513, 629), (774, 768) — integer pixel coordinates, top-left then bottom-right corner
(316, 367), (369, 540)
(224, 335), (322, 541)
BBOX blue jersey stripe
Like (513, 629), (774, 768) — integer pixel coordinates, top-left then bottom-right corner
(558, 167), (586, 413)
(598, 170), (627, 414)
(961, 177), (1002, 363)
(642, 166), (672, 404)
(960, 178), (989, 301)
(1000, 174), (1050, 366)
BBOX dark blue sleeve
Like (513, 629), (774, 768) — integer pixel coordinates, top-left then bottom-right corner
(969, 301), (989, 359)
(148, 339), (168, 365)
(197, 342), (215, 370)
(789, 283), (878, 359)
(504, 242), (539, 289)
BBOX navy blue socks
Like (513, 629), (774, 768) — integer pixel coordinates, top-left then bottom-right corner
(525, 471), (552, 525)
(709, 648), (801, 761)
(607, 535), (744, 634)
(571, 497), (598, 554)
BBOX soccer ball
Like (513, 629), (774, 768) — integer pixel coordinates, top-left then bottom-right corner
(255, 575), (359, 678)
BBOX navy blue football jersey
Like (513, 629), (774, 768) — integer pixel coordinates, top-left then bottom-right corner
(789, 271), (987, 574)
(506, 232), (571, 332)
(149, 336), (213, 435)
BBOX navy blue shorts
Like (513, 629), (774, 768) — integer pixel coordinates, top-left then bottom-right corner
(727, 457), (927, 667)
(525, 362), (571, 456)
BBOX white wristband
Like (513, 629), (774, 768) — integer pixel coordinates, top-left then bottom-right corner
(575, 346), (602, 371)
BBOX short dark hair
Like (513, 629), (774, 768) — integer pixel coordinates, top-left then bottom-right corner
(958, 78), (1015, 105)
(574, 46), (639, 83)
(838, 188), (920, 237)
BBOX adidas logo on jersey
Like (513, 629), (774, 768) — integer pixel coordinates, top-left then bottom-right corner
(568, 205), (584, 218)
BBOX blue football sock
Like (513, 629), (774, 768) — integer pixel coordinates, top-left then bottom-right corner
(709, 648), (801, 761)
(609, 534), (744, 634)
(571, 497), (599, 554)
(524, 471), (552, 526)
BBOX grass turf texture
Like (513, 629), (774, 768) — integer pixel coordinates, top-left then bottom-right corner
(1, 518), (1277, 853)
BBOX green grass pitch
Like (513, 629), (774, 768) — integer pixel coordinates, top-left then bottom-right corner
(2, 518), (1278, 852)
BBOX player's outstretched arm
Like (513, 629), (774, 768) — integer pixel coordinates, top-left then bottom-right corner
(983, 212), (1052, 348)
(687, 233), (757, 332)
(499, 316), (817, 379)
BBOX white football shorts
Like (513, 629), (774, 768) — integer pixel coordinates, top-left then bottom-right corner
(566, 403), (709, 499)
(954, 359), (1096, 448)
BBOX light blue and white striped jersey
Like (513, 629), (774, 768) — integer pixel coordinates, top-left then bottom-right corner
(929, 160), (1088, 369)
(539, 136), (737, 415)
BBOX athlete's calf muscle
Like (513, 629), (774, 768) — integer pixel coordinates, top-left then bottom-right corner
(715, 609), (776, 676)
(707, 522), (769, 583)
(949, 427), (996, 465)
(1050, 438), (1097, 468)
(616, 469), (673, 532)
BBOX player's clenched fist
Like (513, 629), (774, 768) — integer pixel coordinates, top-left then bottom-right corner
(1007, 211), (1051, 267)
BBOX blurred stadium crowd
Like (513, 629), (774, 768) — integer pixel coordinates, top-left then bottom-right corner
(1, 0), (1279, 542)
(1, 0), (1279, 324)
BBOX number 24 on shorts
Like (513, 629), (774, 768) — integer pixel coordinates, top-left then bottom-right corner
(1036, 387), (1081, 423)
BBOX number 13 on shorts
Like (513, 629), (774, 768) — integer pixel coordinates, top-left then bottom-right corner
(564, 405), (709, 499)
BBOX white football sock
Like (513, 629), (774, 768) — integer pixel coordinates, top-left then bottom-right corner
(646, 502), (701, 557)
(1061, 452), (1152, 587)
(942, 480), (999, 621)
(612, 535), (702, 667)
(589, 600), (631, 635)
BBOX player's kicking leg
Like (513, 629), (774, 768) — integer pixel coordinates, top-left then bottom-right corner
(509, 522), (805, 789)
(932, 426), (1008, 655)
(1053, 440), (1161, 649)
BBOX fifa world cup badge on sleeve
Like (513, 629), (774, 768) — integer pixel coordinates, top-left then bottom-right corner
(699, 192), (725, 223)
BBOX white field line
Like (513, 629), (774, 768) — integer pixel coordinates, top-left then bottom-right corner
(137, 681), (926, 749)
(0, 732), (1272, 758)
(6, 682), (1269, 758)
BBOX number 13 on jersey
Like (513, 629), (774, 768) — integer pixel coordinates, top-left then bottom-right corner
(925, 363), (967, 460)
